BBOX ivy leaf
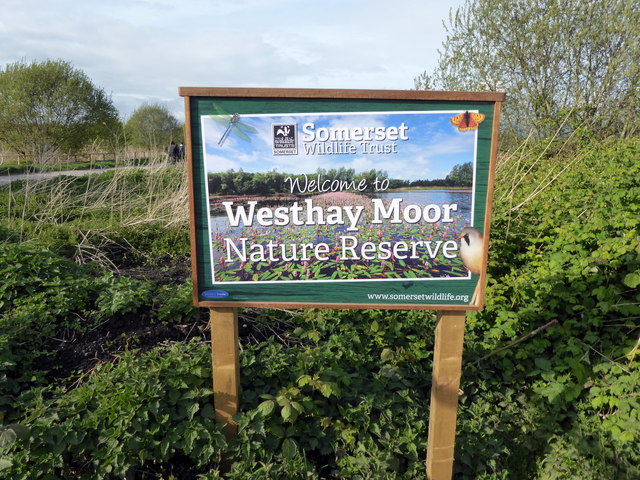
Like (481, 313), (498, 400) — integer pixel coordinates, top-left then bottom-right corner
(0, 428), (17, 449)
(281, 438), (298, 459)
(623, 272), (640, 288)
(534, 357), (552, 372)
(297, 375), (312, 387)
(381, 348), (394, 362)
(281, 403), (298, 422)
(257, 400), (275, 417)
(160, 437), (170, 457)
(186, 402), (199, 420)
(290, 401), (304, 415)
(201, 403), (215, 419)
(319, 383), (334, 398)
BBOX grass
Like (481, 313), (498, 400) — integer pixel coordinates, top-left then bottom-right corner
(0, 152), (189, 264)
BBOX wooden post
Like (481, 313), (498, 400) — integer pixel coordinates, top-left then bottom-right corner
(426, 310), (466, 480)
(209, 307), (240, 439)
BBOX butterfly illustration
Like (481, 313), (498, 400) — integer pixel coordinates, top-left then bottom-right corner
(209, 104), (258, 146)
(450, 111), (486, 132)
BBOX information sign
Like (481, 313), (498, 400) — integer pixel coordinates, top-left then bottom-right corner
(180, 88), (503, 309)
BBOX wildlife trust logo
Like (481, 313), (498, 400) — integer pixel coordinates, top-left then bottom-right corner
(272, 123), (298, 155)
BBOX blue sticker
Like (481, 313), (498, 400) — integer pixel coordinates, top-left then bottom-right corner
(202, 290), (230, 299)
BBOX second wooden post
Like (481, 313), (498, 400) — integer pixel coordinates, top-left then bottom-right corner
(426, 310), (466, 480)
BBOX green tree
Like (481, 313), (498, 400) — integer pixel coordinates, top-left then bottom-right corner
(415, 0), (640, 139)
(124, 103), (182, 150)
(220, 170), (236, 194)
(445, 162), (473, 187)
(0, 59), (119, 160)
(354, 169), (388, 191)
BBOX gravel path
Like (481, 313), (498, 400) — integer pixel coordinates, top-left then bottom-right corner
(0, 166), (162, 187)
(0, 169), (113, 187)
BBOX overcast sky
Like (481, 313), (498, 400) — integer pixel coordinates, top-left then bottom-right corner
(1, 0), (465, 122)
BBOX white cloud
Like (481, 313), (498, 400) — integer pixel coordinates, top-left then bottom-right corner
(1, 0), (464, 121)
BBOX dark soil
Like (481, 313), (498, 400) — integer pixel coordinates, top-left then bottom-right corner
(47, 253), (298, 386)
(48, 254), (209, 384)
(118, 254), (193, 286)
(136, 454), (211, 479)
(49, 309), (210, 383)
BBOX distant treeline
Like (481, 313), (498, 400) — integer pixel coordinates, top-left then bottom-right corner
(207, 163), (472, 196)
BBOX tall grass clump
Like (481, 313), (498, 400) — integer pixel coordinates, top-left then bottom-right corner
(0, 152), (190, 266)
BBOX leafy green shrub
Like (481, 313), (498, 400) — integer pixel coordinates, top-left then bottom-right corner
(95, 274), (155, 317)
(0, 242), (99, 410)
(0, 240), (193, 422)
(114, 223), (190, 261)
(154, 280), (200, 324)
(0, 341), (226, 479)
(454, 137), (640, 477)
(210, 308), (436, 479)
(535, 417), (640, 480)
(0, 242), (90, 312)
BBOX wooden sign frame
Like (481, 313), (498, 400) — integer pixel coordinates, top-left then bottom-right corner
(180, 87), (504, 311)
(180, 87), (504, 480)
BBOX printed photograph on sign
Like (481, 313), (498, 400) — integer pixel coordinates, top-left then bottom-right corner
(200, 107), (482, 284)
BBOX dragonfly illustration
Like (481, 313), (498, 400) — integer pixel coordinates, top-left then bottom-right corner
(209, 104), (258, 146)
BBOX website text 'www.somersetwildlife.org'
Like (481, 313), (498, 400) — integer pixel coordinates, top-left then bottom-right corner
(366, 292), (470, 303)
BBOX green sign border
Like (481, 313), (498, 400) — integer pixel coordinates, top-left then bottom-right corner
(180, 88), (503, 310)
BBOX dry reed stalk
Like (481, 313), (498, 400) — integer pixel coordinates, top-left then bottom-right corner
(498, 109), (576, 204)
(5, 150), (188, 268)
(73, 229), (129, 271)
(119, 161), (189, 228)
(494, 111), (592, 242)
(507, 149), (587, 214)
(33, 175), (79, 228)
